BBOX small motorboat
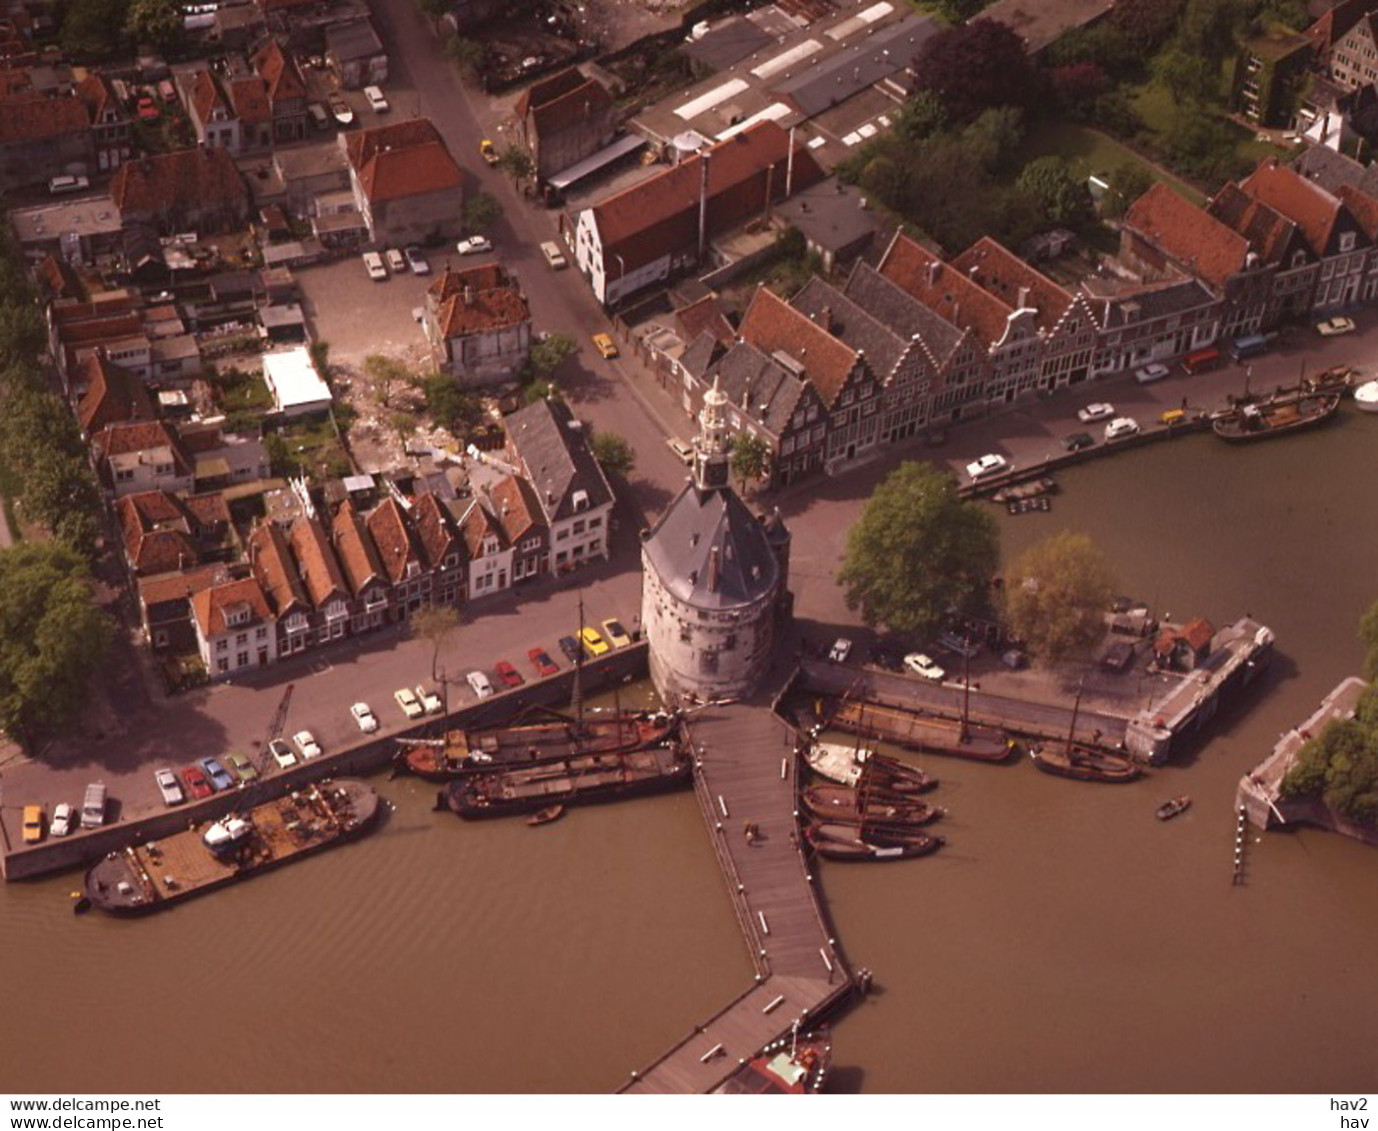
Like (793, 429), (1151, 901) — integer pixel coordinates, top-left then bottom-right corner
(1155, 795), (1191, 821)
(527, 804), (566, 826)
(1354, 379), (1378, 413)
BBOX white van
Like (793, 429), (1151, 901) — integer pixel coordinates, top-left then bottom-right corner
(48, 174), (90, 195)
(540, 240), (567, 269)
(81, 782), (107, 829)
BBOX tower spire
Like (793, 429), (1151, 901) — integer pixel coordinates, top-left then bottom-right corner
(692, 375), (731, 491)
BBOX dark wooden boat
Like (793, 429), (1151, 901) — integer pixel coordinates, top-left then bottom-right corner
(992, 476), (1056, 503)
(527, 804), (566, 826)
(829, 700), (1019, 763)
(805, 821), (943, 862)
(402, 708), (679, 781)
(1211, 391), (1342, 442)
(83, 779), (380, 916)
(802, 783), (942, 826)
(865, 752), (938, 792)
(714, 1029), (831, 1094)
(1029, 742), (1143, 783)
(1156, 795), (1191, 820)
(445, 746), (691, 819)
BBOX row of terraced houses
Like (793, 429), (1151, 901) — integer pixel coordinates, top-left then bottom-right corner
(648, 150), (1378, 488)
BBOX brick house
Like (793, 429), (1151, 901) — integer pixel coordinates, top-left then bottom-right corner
(367, 495), (430, 621)
(342, 118), (465, 246)
(93, 420), (196, 498)
(422, 263), (532, 387)
(332, 498), (392, 632)
(249, 519), (314, 657)
(77, 72), (132, 172)
(488, 474), (547, 584)
(1206, 182), (1318, 325)
(110, 147), (250, 235)
(252, 40), (308, 145)
(411, 492), (467, 606)
(118, 489), (233, 576)
(515, 68), (617, 184)
(192, 575), (278, 678)
(75, 351), (157, 438)
(456, 494), (510, 599)
(0, 84), (93, 192)
(289, 515), (353, 645)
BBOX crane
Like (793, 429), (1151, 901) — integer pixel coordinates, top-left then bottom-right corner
(256, 683), (295, 775)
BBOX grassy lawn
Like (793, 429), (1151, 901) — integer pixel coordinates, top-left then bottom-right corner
(278, 416), (352, 480)
(1017, 118), (1206, 205)
(212, 366), (275, 414)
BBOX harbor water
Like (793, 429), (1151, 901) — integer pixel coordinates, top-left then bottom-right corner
(5, 413), (1378, 1093)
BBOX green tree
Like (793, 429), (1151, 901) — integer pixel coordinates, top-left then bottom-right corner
(590, 431), (635, 477)
(912, 18), (1038, 124)
(730, 432), (771, 492)
(837, 461), (999, 639)
(1153, 47), (1216, 103)
(1015, 155), (1095, 227)
(497, 145), (535, 186)
(61, 0), (130, 59)
(308, 340), (331, 381)
(962, 105), (1025, 175)
(422, 372), (484, 436)
(363, 353), (411, 410)
(1103, 163), (1155, 218)
(410, 604), (461, 699)
(125, 0), (182, 52)
(1358, 597), (1378, 680)
(463, 191), (502, 234)
(416, 0), (452, 22)
(0, 542), (115, 744)
(444, 35), (487, 83)
(1003, 531), (1116, 663)
(530, 331), (576, 376)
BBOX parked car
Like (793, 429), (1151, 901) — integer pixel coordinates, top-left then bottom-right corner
(416, 685), (443, 714)
(494, 660), (524, 688)
(938, 631), (981, 658)
(1061, 431), (1095, 452)
(479, 138), (499, 165)
(293, 730), (322, 759)
(154, 768), (185, 806)
(540, 240), (567, 269)
(308, 102), (331, 130)
(182, 765), (213, 800)
(828, 637), (852, 663)
(350, 703), (379, 733)
(1316, 316), (1356, 336)
(1104, 416), (1140, 440)
(557, 635), (582, 664)
(394, 687), (424, 719)
(456, 235), (492, 255)
(47, 174), (90, 195)
(362, 250), (387, 281)
(591, 332), (619, 359)
(363, 84), (389, 112)
(384, 247), (407, 274)
(965, 453), (1008, 481)
(904, 653), (946, 681)
(1134, 363), (1170, 384)
(136, 96), (159, 121)
(667, 437), (693, 464)
(580, 626), (609, 657)
(268, 738), (297, 769)
(226, 753), (258, 783)
(528, 647), (560, 678)
(328, 93), (354, 126)
(22, 804), (44, 843)
(200, 756), (235, 792)
(1077, 402), (1115, 423)
(602, 619), (632, 648)
(49, 802), (75, 838)
(404, 246), (430, 275)
(467, 670), (494, 699)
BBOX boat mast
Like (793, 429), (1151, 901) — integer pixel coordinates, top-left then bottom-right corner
(1066, 678), (1084, 752)
(960, 635), (972, 744)
(573, 593), (585, 726)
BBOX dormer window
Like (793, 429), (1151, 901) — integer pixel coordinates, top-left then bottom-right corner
(1340, 232), (1357, 253)
(572, 489), (589, 512)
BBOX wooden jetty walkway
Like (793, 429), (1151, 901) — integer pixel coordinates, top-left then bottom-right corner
(618, 702), (852, 1093)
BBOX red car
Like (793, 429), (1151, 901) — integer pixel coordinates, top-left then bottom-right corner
(528, 647), (559, 678)
(494, 660), (524, 688)
(136, 96), (160, 121)
(181, 764), (213, 800)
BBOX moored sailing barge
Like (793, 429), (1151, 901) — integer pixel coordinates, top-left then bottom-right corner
(1029, 741), (1143, 783)
(828, 699), (1018, 763)
(83, 779), (381, 915)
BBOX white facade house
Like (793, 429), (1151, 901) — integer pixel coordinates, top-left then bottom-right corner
(262, 346), (331, 417)
(191, 576), (279, 679)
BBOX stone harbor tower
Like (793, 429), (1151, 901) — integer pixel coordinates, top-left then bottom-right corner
(641, 377), (790, 703)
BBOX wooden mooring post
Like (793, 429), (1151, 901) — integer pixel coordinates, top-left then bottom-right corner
(1232, 805), (1248, 885)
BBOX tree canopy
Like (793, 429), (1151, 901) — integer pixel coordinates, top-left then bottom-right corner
(730, 432), (771, 492)
(463, 191), (502, 234)
(0, 543), (114, 743)
(529, 331), (577, 377)
(422, 373), (484, 437)
(1015, 155), (1096, 228)
(837, 461), (999, 639)
(590, 431), (635, 477)
(1002, 530), (1116, 662)
(911, 19), (1038, 125)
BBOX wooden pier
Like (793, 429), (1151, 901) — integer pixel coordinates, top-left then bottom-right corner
(618, 703), (852, 1093)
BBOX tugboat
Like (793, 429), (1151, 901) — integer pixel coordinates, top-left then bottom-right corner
(713, 1027), (832, 1093)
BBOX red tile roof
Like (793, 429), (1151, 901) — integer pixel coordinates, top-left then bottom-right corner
(878, 231), (1014, 348)
(252, 39), (305, 106)
(77, 72), (119, 122)
(514, 68), (587, 121)
(331, 498), (386, 595)
(191, 576), (274, 637)
(226, 74), (270, 124)
(118, 491), (199, 575)
(366, 496), (425, 584)
(94, 420), (192, 476)
(737, 285), (858, 405)
(1122, 181), (1253, 290)
(138, 563), (229, 609)
(289, 515), (349, 606)
(530, 74), (612, 138)
(488, 475), (543, 544)
(111, 147), (248, 217)
(1205, 182), (1301, 265)
(344, 118), (464, 205)
(1337, 183), (1378, 240)
(457, 497), (502, 558)
(249, 521), (310, 616)
(76, 352), (156, 435)
(429, 264), (530, 338)
(1239, 157), (1351, 256)
(950, 236), (1074, 334)
(676, 293), (736, 347)
(0, 90), (88, 143)
(411, 492), (465, 568)
(589, 121), (824, 267)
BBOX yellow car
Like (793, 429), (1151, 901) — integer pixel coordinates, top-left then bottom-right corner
(591, 332), (619, 359)
(580, 626), (609, 657)
(479, 138), (499, 166)
(22, 804), (44, 844)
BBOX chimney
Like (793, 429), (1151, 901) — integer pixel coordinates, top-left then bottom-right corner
(820, 305), (832, 332)
(707, 544), (720, 592)
(463, 285), (474, 306)
(697, 151), (711, 262)
(1017, 285), (1030, 309)
(926, 260), (940, 286)
(785, 124), (795, 197)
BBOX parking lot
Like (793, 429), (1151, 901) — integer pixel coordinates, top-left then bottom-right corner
(294, 252), (439, 370)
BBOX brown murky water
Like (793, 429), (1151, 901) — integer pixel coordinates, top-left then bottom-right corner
(5, 413), (1378, 1093)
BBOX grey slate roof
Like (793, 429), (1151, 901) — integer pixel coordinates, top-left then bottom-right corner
(681, 330), (725, 381)
(772, 177), (879, 256)
(1294, 142), (1378, 198)
(681, 16), (774, 71)
(505, 398), (613, 524)
(642, 483), (779, 610)
(773, 15), (936, 117)
(790, 275), (904, 379)
(842, 260), (963, 359)
(711, 341), (809, 437)
(1079, 276), (1217, 329)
